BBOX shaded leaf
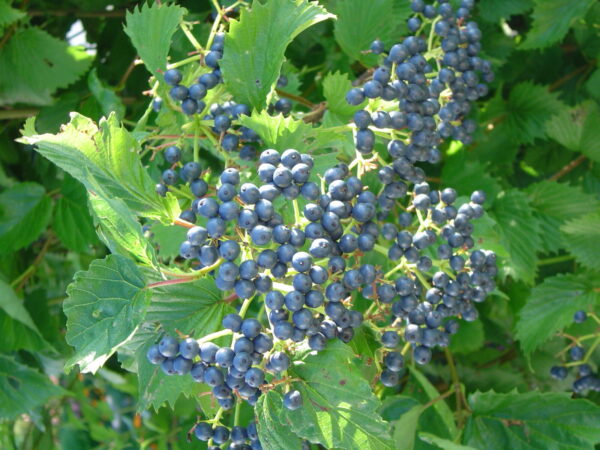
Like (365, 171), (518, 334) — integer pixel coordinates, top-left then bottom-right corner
(322, 71), (359, 120)
(515, 273), (600, 355)
(491, 190), (541, 284)
(87, 68), (126, 119)
(561, 211), (600, 270)
(0, 0), (25, 32)
(53, 175), (98, 253)
(479, 0), (533, 22)
(0, 355), (66, 420)
(0, 28), (93, 106)
(464, 390), (600, 449)
(0, 182), (52, 254)
(546, 101), (600, 163)
(521, 0), (595, 50)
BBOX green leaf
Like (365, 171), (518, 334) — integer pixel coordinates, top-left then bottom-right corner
(561, 211), (600, 270)
(123, 2), (186, 77)
(281, 341), (393, 449)
(0, 182), (52, 254)
(392, 404), (424, 450)
(0, 0), (25, 32)
(87, 68), (125, 119)
(332, 0), (410, 65)
(54, 175), (98, 253)
(448, 320), (484, 355)
(221, 0), (334, 110)
(491, 190), (541, 284)
(0, 355), (66, 420)
(322, 71), (359, 120)
(441, 150), (502, 203)
(410, 367), (457, 440)
(0, 279), (49, 352)
(64, 255), (151, 373)
(19, 113), (180, 223)
(419, 433), (476, 450)
(526, 180), (600, 221)
(546, 101), (600, 162)
(87, 174), (157, 267)
(515, 273), (600, 355)
(497, 82), (565, 145)
(478, 0), (533, 22)
(144, 273), (234, 336)
(150, 223), (187, 261)
(256, 391), (305, 450)
(238, 110), (315, 151)
(521, 0), (596, 50)
(0, 28), (93, 106)
(463, 390), (600, 449)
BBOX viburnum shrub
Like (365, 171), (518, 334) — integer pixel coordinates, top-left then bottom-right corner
(17, 0), (600, 449)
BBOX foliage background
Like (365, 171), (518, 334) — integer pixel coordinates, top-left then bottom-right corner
(0, 0), (599, 448)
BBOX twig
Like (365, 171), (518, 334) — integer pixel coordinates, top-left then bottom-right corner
(549, 154), (587, 181)
(27, 9), (126, 17)
(275, 89), (316, 108)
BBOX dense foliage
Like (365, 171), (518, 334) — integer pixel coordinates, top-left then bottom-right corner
(1, 0), (600, 449)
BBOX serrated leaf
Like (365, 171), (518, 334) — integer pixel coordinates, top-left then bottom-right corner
(491, 190), (541, 284)
(449, 320), (484, 355)
(282, 341), (393, 449)
(0, 28), (93, 106)
(123, 2), (186, 77)
(521, 0), (595, 50)
(546, 101), (600, 163)
(0, 0), (25, 32)
(221, 0), (334, 110)
(515, 273), (600, 355)
(534, 213), (563, 254)
(0, 182), (52, 254)
(586, 67), (600, 100)
(64, 255), (151, 373)
(478, 0), (533, 22)
(88, 68), (125, 119)
(561, 211), (600, 270)
(497, 82), (565, 145)
(54, 175), (98, 253)
(238, 110), (315, 150)
(464, 390), (600, 449)
(256, 391), (305, 450)
(19, 113), (180, 223)
(526, 180), (600, 221)
(0, 279), (49, 352)
(332, 0), (409, 65)
(144, 272), (234, 336)
(322, 71), (358, 120)
(0, 355), (66, 420)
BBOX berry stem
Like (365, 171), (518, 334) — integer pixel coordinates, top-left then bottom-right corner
(193, 116), (201, 163)
(180, 22), (203, 52)
(167, 54), (203, 70)
(197, 329), (233, 346)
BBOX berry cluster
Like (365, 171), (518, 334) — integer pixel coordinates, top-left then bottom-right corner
(146, 0), (504, 442)
(194, 419), (261, 449)
(550, 310), (600, 394)
(164, 33), (225, 115)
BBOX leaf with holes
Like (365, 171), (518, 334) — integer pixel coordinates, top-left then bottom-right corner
(19, 113), (180, 223)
